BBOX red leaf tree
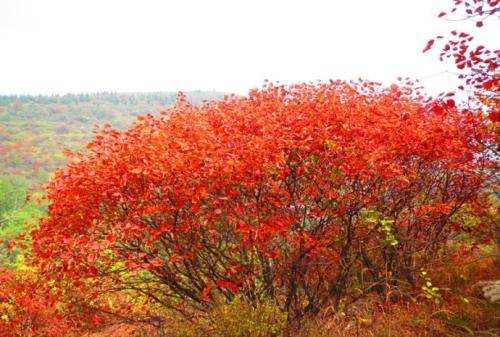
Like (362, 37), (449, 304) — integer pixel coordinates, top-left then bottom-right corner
(424, 0), (499, 123)
(32, 81), (497, 319)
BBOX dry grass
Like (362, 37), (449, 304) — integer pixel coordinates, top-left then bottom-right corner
(84, 323), (158, 337)
(86, 252), (499, 337)
(311, 252), (500, 337)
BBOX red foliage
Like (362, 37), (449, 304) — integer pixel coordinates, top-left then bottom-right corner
(426, 0), (499, 109)
(31, 81), (497, 318)
(0, 269), (80, 337)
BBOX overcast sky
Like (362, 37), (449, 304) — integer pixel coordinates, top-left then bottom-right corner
(0, 0), (496, 95)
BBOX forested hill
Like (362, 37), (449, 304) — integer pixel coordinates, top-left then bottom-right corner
(0, 91), (223, 267)
(0, 91), (223, 180)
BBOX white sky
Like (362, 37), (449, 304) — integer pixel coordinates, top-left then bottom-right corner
(0, 0), (497, 95)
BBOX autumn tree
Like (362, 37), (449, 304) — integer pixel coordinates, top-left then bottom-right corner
(424, 0), (499, 270)
(424, 0), (499, 123)
(32, 81), (497, 320)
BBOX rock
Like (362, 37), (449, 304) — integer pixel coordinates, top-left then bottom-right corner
(476, 280), (500, 303)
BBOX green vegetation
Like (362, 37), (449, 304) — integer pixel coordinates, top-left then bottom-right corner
(0, 175), (44, 267)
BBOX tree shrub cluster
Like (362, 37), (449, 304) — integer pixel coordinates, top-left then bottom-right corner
(32, 81), (497, 321)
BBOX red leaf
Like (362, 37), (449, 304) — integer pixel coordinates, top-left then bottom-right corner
(149, 258), (163, 267)
(489, 111), (500, 122)
(92, 314), (101, 326)
(483, 79), (496, 90)
(216, 279), (238, 294)
(430, 104), (445, 115)
(438, 11), (447, 17)
(201, 283), (212, 301)
(423, 39), (435, 53)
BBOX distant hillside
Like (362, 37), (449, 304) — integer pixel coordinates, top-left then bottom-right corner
(0, 91), (224, 180)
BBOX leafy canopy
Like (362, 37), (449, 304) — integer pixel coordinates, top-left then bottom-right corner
(32, 81), (496, 318)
